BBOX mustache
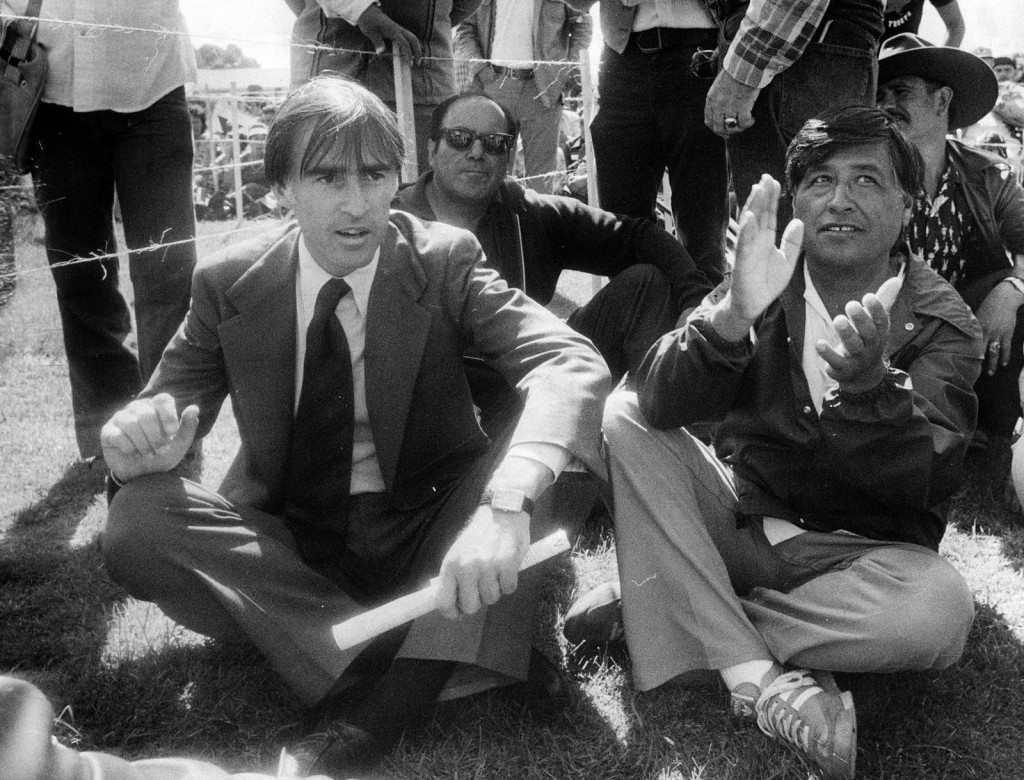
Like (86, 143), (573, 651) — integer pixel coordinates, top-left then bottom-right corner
(881, 106), (911, 124)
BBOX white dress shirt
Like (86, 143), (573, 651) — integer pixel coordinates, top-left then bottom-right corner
(295, 236), (570, 496)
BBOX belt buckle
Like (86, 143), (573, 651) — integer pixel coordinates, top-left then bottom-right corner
(635, 28), (663, 55)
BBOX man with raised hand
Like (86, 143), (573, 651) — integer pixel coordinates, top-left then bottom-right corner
(97, 76), (608, 778)
(567, 106), (981, 779)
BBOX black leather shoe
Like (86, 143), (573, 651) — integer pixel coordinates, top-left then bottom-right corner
(509, 647), (570, 719)
(297, 720), (382, 779)
(563, 580), (625, 645)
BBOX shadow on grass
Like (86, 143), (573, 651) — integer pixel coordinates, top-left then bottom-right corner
(948, 441), (1024, 575)
(0, 460), (300, 772)
(0, 460), (116, 670)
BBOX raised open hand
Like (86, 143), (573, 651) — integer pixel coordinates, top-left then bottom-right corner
(711, 174), (803, 341)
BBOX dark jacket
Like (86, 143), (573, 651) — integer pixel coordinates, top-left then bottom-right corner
(144, 214), (609, 513)
(946, 139), (1024, 308)
(636, 254), (982, 550)
(393, 173), (713, 311)
(290, 0), (482, 103)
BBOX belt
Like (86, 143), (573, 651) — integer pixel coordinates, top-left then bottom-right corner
(491, 64), (535, 80)
(628, 27), (716, 55)
(813, 19), (876, 50)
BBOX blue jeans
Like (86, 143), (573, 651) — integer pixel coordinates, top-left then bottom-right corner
(30, 87), (197, 457)
(591, 37), (728, 284)
(727, 25), (878, 237)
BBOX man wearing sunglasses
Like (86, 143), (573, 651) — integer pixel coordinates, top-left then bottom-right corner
(394, 92), (714, 383)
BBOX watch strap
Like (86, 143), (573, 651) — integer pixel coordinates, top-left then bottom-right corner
(479, 487), (535, 516)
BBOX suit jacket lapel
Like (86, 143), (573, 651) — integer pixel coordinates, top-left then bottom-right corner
(365, 222), (431, 491)
(220, 230), (300, 494)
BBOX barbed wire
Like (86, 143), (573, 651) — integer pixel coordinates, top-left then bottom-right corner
(2, 9), (1021, 285)
(0, 12), (584, 70)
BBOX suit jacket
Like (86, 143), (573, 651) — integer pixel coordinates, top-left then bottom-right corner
(143, 212), (610, 514)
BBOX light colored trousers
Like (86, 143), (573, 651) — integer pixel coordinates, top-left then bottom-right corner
(604, 391), (975, 692)
(480, 74), (562, 194)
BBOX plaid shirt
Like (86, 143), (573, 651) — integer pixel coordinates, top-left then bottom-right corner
(720, 0), (829, 89)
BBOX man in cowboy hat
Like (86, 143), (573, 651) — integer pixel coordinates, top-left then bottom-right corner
(877, 32), (1024, 444)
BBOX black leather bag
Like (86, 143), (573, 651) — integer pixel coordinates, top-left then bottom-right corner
(0, 0), (46, 174)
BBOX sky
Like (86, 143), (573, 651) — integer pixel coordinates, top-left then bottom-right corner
(179, 0), (1024, 72)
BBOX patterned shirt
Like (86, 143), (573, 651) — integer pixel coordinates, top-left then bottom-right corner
(722, 0), (830, 89)
(907, 163), (975, 288)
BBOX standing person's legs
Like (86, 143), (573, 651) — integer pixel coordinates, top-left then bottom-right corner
(30, 103), (141, 458)
(656, 37), (728, 285)
(112, 87), (197, 383)
(726, 36), (877, 241)
(590, 46), (664, 222)
(483, 76), (561, 194)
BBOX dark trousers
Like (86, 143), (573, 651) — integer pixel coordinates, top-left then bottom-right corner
(726, 29), (878, 237)
(963, 287), (1024, 438)
(103, 432), (552, 706)
(30, 87), (197, 457)
(591, 38), (728, 285)
(567, 264), (679, 381)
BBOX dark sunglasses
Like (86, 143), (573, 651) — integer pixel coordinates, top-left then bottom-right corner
(440, 127), (515, 156)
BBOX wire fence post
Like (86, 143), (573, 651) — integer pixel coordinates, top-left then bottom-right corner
(229, 82), (245, 223)
(206, 97), (219, 193)
(579, 48), (605, 295)
(392, 52), (419, 182)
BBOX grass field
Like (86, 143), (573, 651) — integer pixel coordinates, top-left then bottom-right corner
(2, 214), (1024, 779)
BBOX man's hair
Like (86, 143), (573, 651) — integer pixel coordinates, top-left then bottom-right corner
(428, 93), (519, 145)
(785, 105), (924, 199)
(264, 75), (405, 187)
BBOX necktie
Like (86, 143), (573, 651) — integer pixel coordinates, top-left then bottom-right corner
(284, 277), (354, 529)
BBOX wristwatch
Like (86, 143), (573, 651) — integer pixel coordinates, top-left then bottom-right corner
(480, 487), (535, 516)
(1000, 277), (1024, 296)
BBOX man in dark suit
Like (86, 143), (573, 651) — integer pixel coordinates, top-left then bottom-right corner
(98, 76), (609, 778)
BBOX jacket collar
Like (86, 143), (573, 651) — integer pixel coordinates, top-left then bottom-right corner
(780, 247), (978, 357)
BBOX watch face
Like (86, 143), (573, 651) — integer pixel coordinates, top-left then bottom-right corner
(490, 487), (526, 513)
